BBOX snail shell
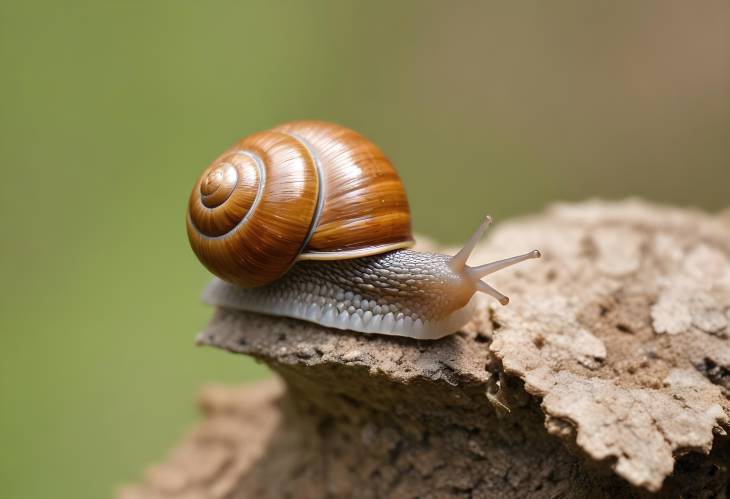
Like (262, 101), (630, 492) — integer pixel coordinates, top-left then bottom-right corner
(186, 121), (414, 287)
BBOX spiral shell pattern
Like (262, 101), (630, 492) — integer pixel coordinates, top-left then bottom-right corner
(187, 121), (413, 288)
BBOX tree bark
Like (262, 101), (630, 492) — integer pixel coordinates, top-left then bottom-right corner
(121, 200), (730, 499)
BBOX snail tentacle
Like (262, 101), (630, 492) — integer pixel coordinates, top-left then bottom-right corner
(449, 216), (541, 306)
(467, 250), (542, 278)
(448, 215), (493, 271)
(476, 281), (509, 306)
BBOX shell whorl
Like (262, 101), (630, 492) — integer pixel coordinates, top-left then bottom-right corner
(187, 121), (414, 288)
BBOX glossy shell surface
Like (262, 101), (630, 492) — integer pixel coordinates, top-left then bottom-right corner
(187, 121), (413, 287)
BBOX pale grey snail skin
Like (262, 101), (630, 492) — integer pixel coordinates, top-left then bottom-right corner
(203, 217), (541, 340)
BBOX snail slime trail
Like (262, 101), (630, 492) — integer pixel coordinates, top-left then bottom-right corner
(187, 121), (541, 339)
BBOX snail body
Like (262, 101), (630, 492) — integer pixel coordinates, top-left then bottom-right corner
(188, 121), (540, 339)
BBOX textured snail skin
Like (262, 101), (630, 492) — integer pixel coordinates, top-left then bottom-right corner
(202, 218), (542, 340)
(203, 250), (479, 340)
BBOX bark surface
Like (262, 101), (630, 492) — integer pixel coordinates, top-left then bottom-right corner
(121, 200), (730, 499)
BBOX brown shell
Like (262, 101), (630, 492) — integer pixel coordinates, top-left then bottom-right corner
(187, 121), (413, 288)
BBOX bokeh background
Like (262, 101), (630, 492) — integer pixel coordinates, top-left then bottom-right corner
(1, 1), (728, 498)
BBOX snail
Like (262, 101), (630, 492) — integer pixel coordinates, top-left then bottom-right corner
(187, 121), (540, 340)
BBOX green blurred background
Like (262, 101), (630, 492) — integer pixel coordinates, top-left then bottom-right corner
(1, 1), (728, 498)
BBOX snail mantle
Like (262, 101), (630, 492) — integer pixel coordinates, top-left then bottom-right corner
(123, 200), (730, 499)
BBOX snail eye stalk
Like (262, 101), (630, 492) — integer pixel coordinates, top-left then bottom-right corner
(448, 215), (493, 272)
(467, 250), (542, 279)
(449, 215), (541, 305)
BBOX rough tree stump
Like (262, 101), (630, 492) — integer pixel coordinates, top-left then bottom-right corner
(121, 200), (730, 498)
